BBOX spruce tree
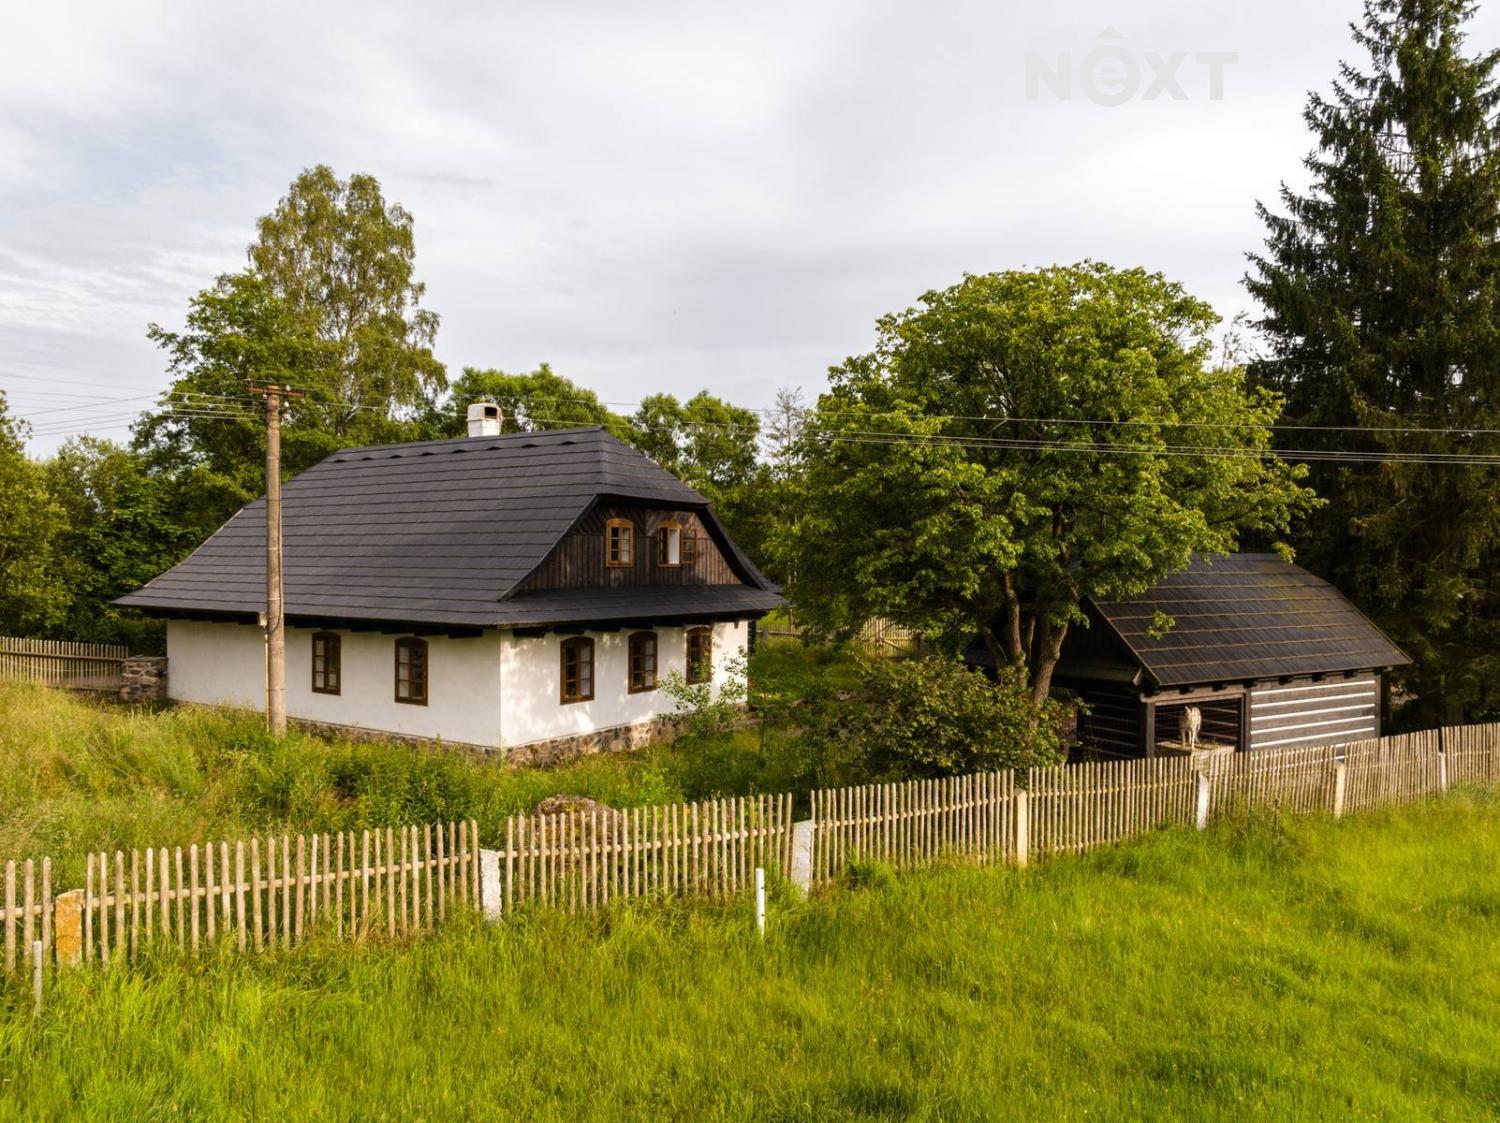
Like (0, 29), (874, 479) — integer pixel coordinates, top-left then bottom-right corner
(1247, 0), (1500, 722)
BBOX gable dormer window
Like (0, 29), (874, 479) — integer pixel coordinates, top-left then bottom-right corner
(606, 518), (635, 567)
(657, 521), (696, 567)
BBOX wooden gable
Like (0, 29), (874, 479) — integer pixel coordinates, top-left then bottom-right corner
(516, 504), (744, 593)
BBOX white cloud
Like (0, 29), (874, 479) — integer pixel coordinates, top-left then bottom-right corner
(5, 0), (1497, 450)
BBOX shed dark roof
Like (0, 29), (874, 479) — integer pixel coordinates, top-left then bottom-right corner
(115, 427), (780, 628)
(1088, 553), (1409, 688)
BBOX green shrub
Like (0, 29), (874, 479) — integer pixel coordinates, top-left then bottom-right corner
(809, 656), (1066, 780)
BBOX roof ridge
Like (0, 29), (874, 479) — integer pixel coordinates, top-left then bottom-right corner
(332, 425), (608, 459)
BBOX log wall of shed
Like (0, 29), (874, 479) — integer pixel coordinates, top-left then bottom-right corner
(1248, 674), (1381, 750)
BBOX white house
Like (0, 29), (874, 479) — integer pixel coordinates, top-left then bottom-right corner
(116, 409), (785, 763)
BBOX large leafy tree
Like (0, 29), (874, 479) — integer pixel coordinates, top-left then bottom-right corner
(249, 164), (446, 433)
(1246, 0), (1500, 721)
(0, 394), (70, 634)
(777, 264), (1315, 702)
(138, 166), (446, 534)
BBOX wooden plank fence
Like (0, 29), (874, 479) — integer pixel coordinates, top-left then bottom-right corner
(810, 773), (1014, 885)
(0, 637), (127, 689)
(1206, 743), (1338, 818)
(73, 821), (479, 966)
(498, 794), (794, 911)
(3, 723), (1499, 977)
(759, 617), (920, 656)
(1026, 755), (1198, 857)
(1341, 731), (1444, 814)
(2, 859), (52, 976)
(1444, 723), (1499, 786)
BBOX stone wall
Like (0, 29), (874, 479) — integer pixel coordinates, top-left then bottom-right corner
(119, 655), (168, 703)
(288, 713), (680, 769)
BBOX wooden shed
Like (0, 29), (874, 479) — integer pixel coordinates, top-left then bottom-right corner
(1050, 554), (1410, 760)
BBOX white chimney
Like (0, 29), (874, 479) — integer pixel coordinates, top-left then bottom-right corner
(466, 402), (503, 437)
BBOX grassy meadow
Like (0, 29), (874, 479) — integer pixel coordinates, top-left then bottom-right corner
(0, 796), (1496, 1120)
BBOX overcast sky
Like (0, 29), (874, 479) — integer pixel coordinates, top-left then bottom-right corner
(5, 0), (1498, 452)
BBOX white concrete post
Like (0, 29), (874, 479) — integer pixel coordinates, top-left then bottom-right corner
(479, 848), (503, 921)
(1332, 762), (1348, 819)
(755, 867), (766, 937)
(788, 820), (814, 896)
(1195, 771), (1211, 831)
(1438, 749), (1448, 793)
(1014, 790), (1030, 868)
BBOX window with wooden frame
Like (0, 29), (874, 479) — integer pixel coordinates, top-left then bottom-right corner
(628, 631), (658, 693)
(656, 521), (686, 566)
(606, 518), (635, 567)
(311, 632), (341, 695)
(394, 637), (428, 705)
(560, 636), (595, 703)
(686, 626), (712, 684)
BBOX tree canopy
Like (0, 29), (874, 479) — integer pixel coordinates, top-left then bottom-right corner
(775, 263), (1316, 701)
(1247, 0), (1500, 721)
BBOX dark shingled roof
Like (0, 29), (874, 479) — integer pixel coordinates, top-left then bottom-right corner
(1089, 553), (1409, 687)
(115, 427), (781, 628)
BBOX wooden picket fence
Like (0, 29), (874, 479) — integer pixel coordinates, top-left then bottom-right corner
(1445, 723), (1498, 786)
(805, 724), (1498, 885)
(810, 773), (1015, 884)
(3, 723), (1499, 977)
(0, 637), (127, 690)
(77, 822), (480, 965)
(2, 859), (51, 976)
(1206, 742), (1339, 818)
(1025, 755), (1199, 857)
(758, 616), (921, 656)
(497, 794), (795, 912)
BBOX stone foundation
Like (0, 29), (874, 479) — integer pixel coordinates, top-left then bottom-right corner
(119, 655), (169, 703)
(504, 716), (679, 768)
(287, 714), (680, 769)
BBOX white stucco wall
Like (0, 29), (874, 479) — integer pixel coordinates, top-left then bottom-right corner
(165, 618), (749, 750)
(498, 620), (747, 747)
(165, 620), (506, 747)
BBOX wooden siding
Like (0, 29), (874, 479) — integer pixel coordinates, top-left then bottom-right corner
(1249, 675), (1380, 750)
(517, 505), (742, 592)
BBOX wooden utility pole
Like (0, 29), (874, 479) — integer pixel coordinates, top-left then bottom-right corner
(248, 383), (303, 737)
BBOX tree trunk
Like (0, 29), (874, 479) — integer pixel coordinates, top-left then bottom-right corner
(1000, 572), (1024, 662)
(1029, 619), (1069, 704)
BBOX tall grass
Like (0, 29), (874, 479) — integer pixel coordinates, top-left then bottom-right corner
(0, 663), (832, 882)
(0, 797), (1496, 1120)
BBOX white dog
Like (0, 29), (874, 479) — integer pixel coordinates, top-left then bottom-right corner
(1179, 706), (1203, 751)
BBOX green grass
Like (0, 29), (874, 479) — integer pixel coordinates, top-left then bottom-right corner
(1, 797), (1497, 1120)
(0, 645), (848, 882)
